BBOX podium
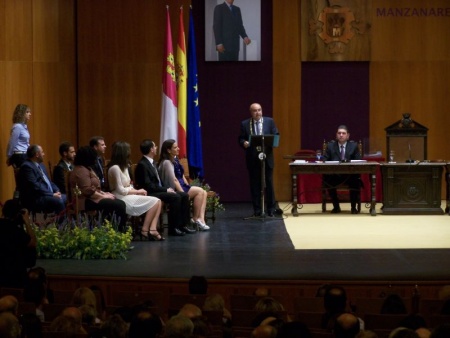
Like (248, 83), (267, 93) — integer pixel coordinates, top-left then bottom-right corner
(245, 134), (279, 220)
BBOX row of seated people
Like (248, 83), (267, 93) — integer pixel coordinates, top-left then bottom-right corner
(2, 273), (450, 338)
(13, 137), (210, 239)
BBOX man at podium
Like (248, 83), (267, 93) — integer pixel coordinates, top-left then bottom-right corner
(238, 103), (279, 217)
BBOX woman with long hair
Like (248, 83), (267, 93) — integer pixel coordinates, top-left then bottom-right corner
(108, 141), (163, 241)
(159, 139), (209, 231)
(6, 104), (32, 168)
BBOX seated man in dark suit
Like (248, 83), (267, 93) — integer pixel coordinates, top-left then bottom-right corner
(323, 125), (362, 214)
(52, 141), (76, 194)
(18, 145), (66, 216)
(134, 139), (194, 236)
(89, 136), (107, 191)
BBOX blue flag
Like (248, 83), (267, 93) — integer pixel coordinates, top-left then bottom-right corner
(187, 7), (204, 178)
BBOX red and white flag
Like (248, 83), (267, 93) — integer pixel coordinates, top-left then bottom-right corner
(160, 6), (178, 147)
(176, 6), (187, 158)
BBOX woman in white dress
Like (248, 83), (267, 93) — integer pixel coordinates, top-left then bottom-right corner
(108, 141), (163, 241)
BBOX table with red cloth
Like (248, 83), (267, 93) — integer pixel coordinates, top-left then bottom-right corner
(295, 157), (384, 204)
(289, 161), (380, 216)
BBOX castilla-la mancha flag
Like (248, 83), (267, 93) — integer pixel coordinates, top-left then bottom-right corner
(160, 6), (178, 148)
(176, 6), (187, 158)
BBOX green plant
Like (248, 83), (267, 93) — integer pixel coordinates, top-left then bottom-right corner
(34, 218), (133, 260)
(190, 178), (225, 212)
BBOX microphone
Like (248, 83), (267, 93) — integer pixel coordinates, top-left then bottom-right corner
(406, 143), (414, 163)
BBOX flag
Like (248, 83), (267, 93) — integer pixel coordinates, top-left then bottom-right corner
(187, 7), (204, 178)
(160, 6), (178, 148)
(176, 6), (187, 158)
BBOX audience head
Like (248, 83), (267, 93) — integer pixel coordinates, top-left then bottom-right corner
(334, 313), (360, 338)
(254, 297), (284, 313)
(50, 314), (82, 336)
(24, 278), (47, 307)
(58, 141), (76, 162)
(90, 136), (106, 155)
(191, 315), (212, 338)
(19, 313), (43, 338)
(165, 314), (194, 338)
(251, 324), (277, 338)
(27, 267), (48, 286)
(160, 139), (177, 162)
(0, 296), (19, 315)
(129, 309), (163, 338)
(1, 199), (22, 220)
(203, 294), (225, 312)
(316, 284), (332, 297)
(381, 294), (407, 314)
(355, 331), (378, 338)
(74, 145), (98, 167)
(140, 139), (157, 157)
(0, 312), (21, 338)
(101, 314), (129, 338)
(79, 304), (97, 326)
(189, 275), (208, 294)
(26, 145), (44, 162)
(323, 285), (347, 314)
(110, 141), (131, 171)
(276, 321), (311, 338)
(389, 327), (419, 338)
(437, 285), (450, 300)
(61, 306), (85, 332)
(415, 328), (431, 338)
(254, 288), (270, 297)
(12, 103), (31, 124)
(178, 304), (202, 319)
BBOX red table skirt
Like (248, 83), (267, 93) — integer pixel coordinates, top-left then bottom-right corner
(297, 158), (384, 204)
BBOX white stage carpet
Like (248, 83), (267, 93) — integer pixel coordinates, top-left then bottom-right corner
(281, 203), (450, 250)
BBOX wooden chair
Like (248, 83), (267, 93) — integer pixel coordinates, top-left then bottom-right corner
(0, 287), (24, 301)
(109, 290), (164, 308)
(321, 139), (363, 212)
(293, 297), (324, 313)
(168, 293), (208, 310)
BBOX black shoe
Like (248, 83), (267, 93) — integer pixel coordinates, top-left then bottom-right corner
(351, 208), (359, 214)
(169, 228), (185, 236)
(180, 226), (196, 234)
(267, 212), (274, 217)
(253, 212), (261, 217)
(331, 207), (341, 214)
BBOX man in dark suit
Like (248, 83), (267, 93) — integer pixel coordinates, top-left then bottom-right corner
(323, 125), (362, 214)
(213, 0), (251, 61)
(18, 145), (66, 216)
(89, 136), (106, 190)
(52, 141), (76, 194)
(239, 103), (279, 217)
(134, 139), (194, 236)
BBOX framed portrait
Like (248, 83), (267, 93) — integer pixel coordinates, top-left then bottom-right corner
(205, 0), (261, 62)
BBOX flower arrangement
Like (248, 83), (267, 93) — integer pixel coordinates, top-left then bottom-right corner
(34, 217), (133, 260)
(190, 179), (225, 213)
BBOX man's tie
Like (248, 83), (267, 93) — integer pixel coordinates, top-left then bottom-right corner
(152, 161), (162, 187)
(68, 164), (73, 171)
(230, 5), (235, 15)
(39, 165), (53, 193)
(340, 145), (345, 160)
(255, 121), (260, 135)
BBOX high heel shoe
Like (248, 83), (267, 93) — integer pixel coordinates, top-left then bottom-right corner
(195, 220), (210, 231)
(140, 230), (150, 241)
(149, 229), (165, 241)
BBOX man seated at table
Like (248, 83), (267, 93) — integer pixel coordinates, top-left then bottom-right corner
(323, 125), (361, 214)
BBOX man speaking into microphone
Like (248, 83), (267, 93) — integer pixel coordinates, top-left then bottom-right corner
(238, 103), (279, 217)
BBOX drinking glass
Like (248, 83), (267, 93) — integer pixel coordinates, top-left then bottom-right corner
(389, 150), (395, 163)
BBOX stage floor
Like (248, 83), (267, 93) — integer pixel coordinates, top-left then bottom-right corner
(36, 203), (450, 281)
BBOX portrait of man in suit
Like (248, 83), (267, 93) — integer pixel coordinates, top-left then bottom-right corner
(205, 0), (261, 62)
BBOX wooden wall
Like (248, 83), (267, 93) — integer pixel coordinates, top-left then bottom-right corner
(0, 0), (77, 204)
(1, 0), (449, 204)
